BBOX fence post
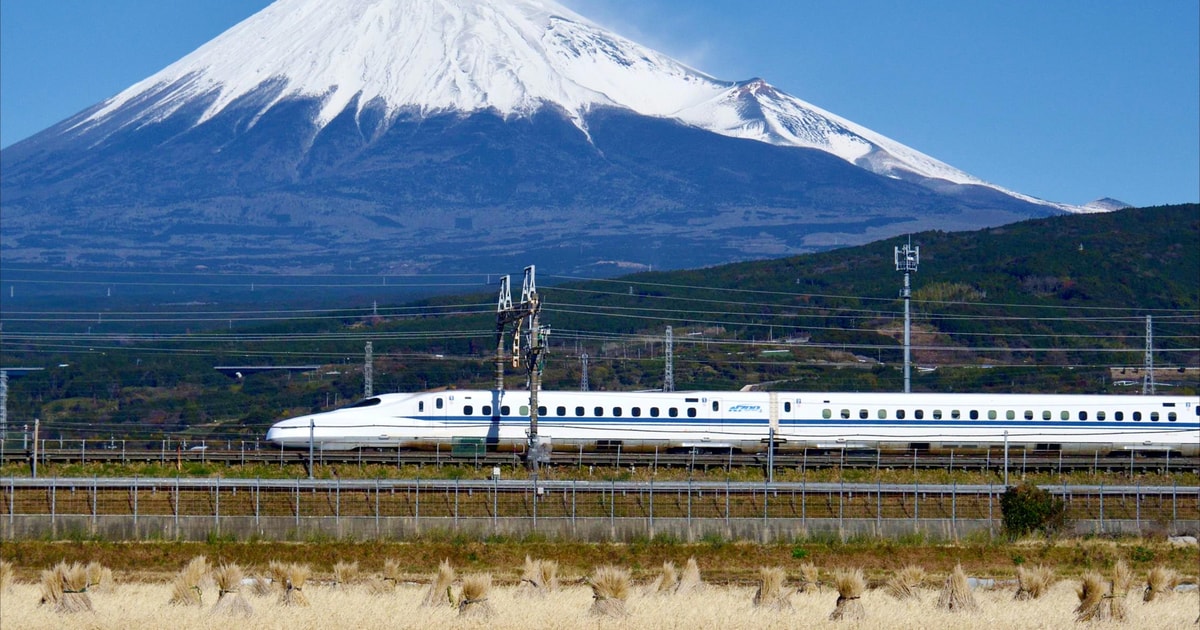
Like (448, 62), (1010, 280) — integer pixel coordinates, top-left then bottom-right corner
(648, 479), (654, 536)
(51, 479), (57, 536)
(82, 439), (86, 465)
(132, 476), (138, 535)
(1098, 483), (1104, 535)
(876, 479), (882, 537)
(255, 479), (261, 527)
(374, 479), (380, 537)
(454, 479), (459, 529)
(988, 484), (994, 540)
(91, 476), (97, 532)
(294, 479), (300, 532)
(415, 478), (420, 533)
(215, 476), (221, 533)
(1135, 481), (1140, 534)
(173, 477), (179, 538)
(951, 481), (957, 541)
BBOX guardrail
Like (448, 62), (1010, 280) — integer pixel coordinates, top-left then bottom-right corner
(3, 477), (1196, 543)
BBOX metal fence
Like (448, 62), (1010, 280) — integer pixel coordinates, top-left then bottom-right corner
(3, 477), (1196, 543)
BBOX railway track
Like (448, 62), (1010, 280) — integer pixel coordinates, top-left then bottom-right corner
(4, 446), (1196, 474)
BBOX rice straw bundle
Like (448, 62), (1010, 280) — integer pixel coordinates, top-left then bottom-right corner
(1109, 560), (1132, 622)
(248, 574), (273, 598)
(210, 564), (254, 618)
(0, 559), (14, 592)
(169, 556), (210, 606)
(752, 566), (792, 611)
(40, 562), (93, 614)
(797, 561), (822, 593)
(278, 563), (310, 607)
(366, 558), (404, 595)
(645, 561), (678, 595)
(936, 564), (979, 613)
(85, 561), (113, 593)
(674, 556), (703, 595)
(518, 556), (558, 595)
(885, 565), (926, 600)
(588, 565), (631, 618)
(332, 560), (360, 589)
(1014, 564), (1055, 600)
(1074, 571), (1109, 622)
(266, 560), (289, 593)
(457, 573), (494, 618)
(1143, 565), (1180, 603)
(828, 567), (866, 621)
(422, 559), (457, 607)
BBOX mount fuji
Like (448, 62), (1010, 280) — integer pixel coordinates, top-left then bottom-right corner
(1, 0), (1082, 278)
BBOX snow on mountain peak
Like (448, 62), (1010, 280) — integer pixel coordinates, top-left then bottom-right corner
(71, 0), (1084, 212)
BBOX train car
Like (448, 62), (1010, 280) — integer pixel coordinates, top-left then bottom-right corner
(265, 389), (1200, 456)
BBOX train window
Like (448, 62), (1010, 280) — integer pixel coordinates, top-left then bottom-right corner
(594, 407), (604, 417)
(1043, 411), (1051, 420)
(712, 401), (720, 412)
(419, 401), (425, 412)
(613, 407), (622, 417)
(687, 408), (697, 418)
(501, 406), (511, 415)
(989, 410), (997, 420)
(1133, 411), (1142, 421)
(823, 409), (832, 419)
(897, 409), (906, 420)
(538, 406), (547, 416)
(841, 409), (851, 419)
(556, 406), (566, 416)
(575, 406), (585, 417)
(520, 405), (530, 416)
(860, 409), (869, 419)
(1150, 412), (1159, 422)
(1115, 411), (1124, 421)
(1006, 410), (1015, 420)
(483, 405), (492, 416)
(1024, 411), (1034, 420)
(1079, 411), (1087, 420)
(784, 402), (791, 412)
(1168, 412), (1177, 422)
(632, 407), (642, 417)
(1060, 411), (1069, 420)
(970, 410), (979, 420)
(933, 410), (942, 420)
(951, 410), (961, 419)
(464, 405), (473, 415)
(650, 407), (660, 417)
(669, 408), (679, 418)
(1097, 411), (1105, 421)
(436, 398), (444, 409)
(914, 410), (924, 420)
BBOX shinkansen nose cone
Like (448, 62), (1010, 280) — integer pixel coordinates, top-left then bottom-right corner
(266, 415), (317, 448)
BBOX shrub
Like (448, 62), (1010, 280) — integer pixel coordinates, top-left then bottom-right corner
(1000, 483), (1067, 538)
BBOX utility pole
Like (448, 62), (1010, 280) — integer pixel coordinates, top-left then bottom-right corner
(495, 266), (550, 475)
(580, 353), (589, 392)
(1143, 315), (1155, 395)
(664, 326), (675, 392)
(895, 240), (919, 393)
(363, 341), (374, 398)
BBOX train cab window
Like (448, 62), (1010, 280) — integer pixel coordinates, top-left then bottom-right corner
(823, 409), (832, 419)
(1079, 411), (1088, 420)
(501, 406), (511, 416)
(914, 410), (924, 420)
(436, 398), (444, 409)
(933, 410), (942, 420)
(951, 410), (961, 420)
(712, 401), (720, 412)
(1097, 411), (1105, 421)
(1115, 411), (1124, 421)
(970, 410), (979, 420)
(1150, 412), (1159, 422)
(860, 409), (869, 419)
(877, 409), (887, 419)
(1060, 411), (1069, 420)
(1006, 410), (1015, 420)
(784, 402), (792, 412)
(687, 408), (697, 418)
(594, 407), (604, 417)
(1168, 412), (1177, 422)
(575, 406), (585, 417)
(419, 401), (425, 412)
(632, 407), (642, 417)
(1133, 411), (1142, 421)
(483, 405), (492, 416)
(347, 398), (382, 408)
(464, 405), (473, 415)
(1024, 410), (1034, 420)
(556, 406), (566, 416)
(669, 408), (679, 418)
(650, 407), (660, 417)
(896, 409), (906, 420)
(520, 405), (529, 416)
(1043, 411), (1052, 420)
(841, 409), (851, 419)
(613, 407), (622, 417)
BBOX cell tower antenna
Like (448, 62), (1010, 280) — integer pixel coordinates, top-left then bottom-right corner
(894, 238), (919, 393)
(363, 341), (373, 398)
(664, 326), (675, 392)
(1143, 315), (1155, 395)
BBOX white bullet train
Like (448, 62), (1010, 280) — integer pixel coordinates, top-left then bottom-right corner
(266, 389), (1200, 456)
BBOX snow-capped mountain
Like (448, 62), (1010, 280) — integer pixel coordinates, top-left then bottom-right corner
(1, 0), (1077, 279)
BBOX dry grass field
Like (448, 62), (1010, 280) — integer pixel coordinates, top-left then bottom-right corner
(2, 569), (1197, 629)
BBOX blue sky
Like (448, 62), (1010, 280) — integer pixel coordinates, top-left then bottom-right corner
(1, 0), (1196, 207)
